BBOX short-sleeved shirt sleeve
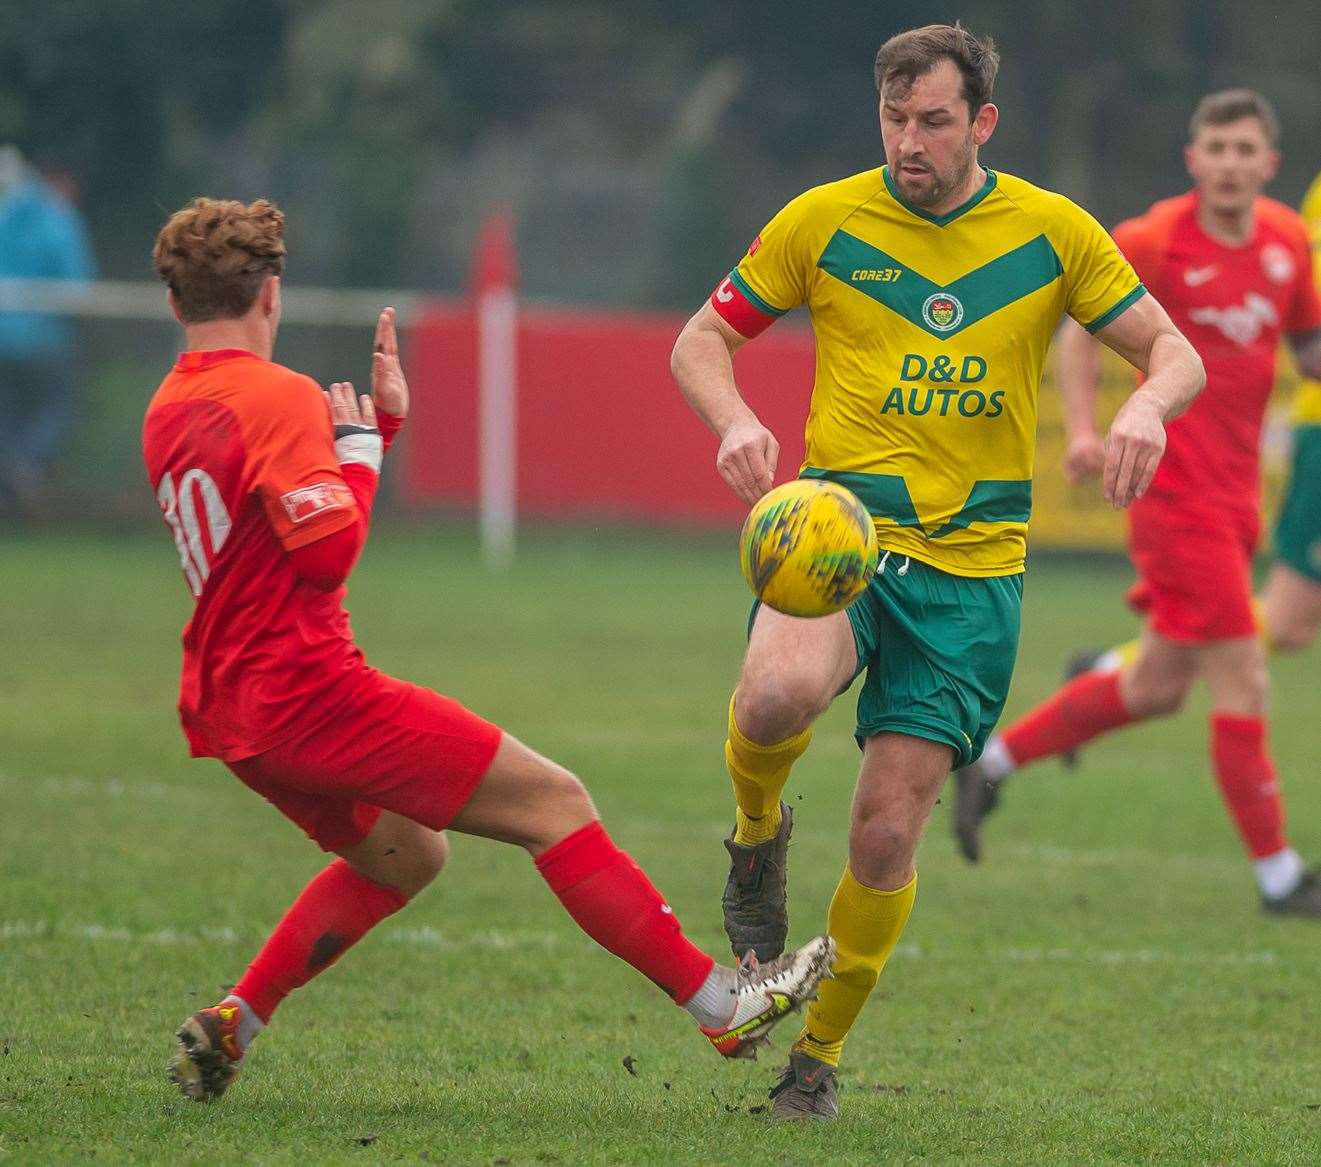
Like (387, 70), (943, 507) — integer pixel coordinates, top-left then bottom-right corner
(1109, 216), (1166, 289)
(1055, 201), (1148, 333)
(710, 190), (823, 337)
(242, 373), (357, 551)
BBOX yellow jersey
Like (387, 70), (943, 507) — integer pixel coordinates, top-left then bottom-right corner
(711, 165), (1144, 576)
(1292, 170), (1321, 426)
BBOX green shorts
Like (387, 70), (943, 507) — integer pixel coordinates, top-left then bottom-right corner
(844, 554), (1022, 768)
(1274, 425), (1321, 584)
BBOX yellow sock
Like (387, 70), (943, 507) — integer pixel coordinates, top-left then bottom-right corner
(1113, 638), (1140, 670)
(725, 692), (811, 846)
(795, 865), (916, 1067)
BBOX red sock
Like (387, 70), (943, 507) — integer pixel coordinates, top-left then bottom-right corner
(1210, 714), (1287, 859)
(535, 821), (714, 1004)
(1001, 670), (1136, 768)
(233, 858), (408, 1022)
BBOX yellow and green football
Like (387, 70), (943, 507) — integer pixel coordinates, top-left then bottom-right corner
(738, 479), (878, 617)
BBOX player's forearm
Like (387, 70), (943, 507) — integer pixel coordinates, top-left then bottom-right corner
(378, 408), (404, 453)
(289, 464), (377, 590)
(671, 316), (758, 439)
(1130, 329), (1204, 422)
(1055, 320), (1102, 438)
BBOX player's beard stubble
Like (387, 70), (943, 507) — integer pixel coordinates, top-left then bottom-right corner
(892, 129), (977, 209)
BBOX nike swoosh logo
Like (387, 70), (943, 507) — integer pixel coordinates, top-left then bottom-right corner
(1184, 265), (1218, 286)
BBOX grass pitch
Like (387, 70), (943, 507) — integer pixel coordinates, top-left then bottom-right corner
(2, 526), (1320, 1165)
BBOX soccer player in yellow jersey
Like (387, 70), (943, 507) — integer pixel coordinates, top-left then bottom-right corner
(670, 23), (1205, 1120)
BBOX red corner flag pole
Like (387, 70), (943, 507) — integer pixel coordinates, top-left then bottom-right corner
(473, 211), (519, 568)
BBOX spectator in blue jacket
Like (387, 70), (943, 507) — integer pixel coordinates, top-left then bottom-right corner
(0, 145), (95, 519)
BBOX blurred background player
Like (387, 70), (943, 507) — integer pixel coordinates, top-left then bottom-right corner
(0, 144), (94, 521)
(954, 93), (1321, 916)
(1051, 168), (1321, 672)
(144, 197), (833, 1101)
(1261, 167), (1321, 652)
(671, 23), (1203, 1120)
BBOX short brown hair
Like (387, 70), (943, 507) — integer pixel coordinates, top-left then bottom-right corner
(153, 197), (287, 323)
(1188, 88), (1280, 145)
(875, 22), (1000, 117)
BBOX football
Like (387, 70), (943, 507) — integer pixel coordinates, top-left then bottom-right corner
(738, 479), (878, 617)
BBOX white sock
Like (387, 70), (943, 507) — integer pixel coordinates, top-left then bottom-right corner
(978, 735), (1015, 783)
(1094, 649), (1124, 673)
(680, 964), (737, 1028)
(1254, 848), (1305, 900)
(221, 994), (265, 1054)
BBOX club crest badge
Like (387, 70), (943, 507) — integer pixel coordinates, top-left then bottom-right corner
(1260, 242), (1294, 286)
(922, 292), (964, 332)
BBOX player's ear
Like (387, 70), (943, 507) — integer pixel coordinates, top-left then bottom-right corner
(261, 275), (281, 320)
(972, 102), (998, 147)
(1263, 148), (1282, 183)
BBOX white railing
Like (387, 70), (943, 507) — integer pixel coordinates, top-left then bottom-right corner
(0, 279), (429, 326)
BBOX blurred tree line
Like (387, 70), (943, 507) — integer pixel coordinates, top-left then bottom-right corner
(2, 0), (1319, 308)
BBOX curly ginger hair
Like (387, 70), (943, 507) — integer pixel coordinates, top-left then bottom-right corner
(153, 197), (286, 323)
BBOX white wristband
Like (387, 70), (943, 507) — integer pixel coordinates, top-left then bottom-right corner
(334, 426), (383, 473)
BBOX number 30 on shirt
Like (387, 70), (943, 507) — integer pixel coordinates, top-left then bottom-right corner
(156, 468), (232, 597)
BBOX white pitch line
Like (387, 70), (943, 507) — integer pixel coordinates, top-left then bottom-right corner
(1000, 842), (1247, 875)
(0, 774), (1256, 876)
(0, 772), (210, 804)
(0, 920), (1278, 968)
(994, 946), (1280, 967)
(0, 919), (563, 952)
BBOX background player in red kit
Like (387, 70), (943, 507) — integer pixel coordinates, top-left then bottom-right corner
(144, 197), (833, 1101)
(954, 91), (1321, 914)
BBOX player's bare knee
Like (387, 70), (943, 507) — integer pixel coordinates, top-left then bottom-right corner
(525, 761), (597, 848)
(549, 765), (595, 820)
(1124, 665), (1192, 717)
(346, 822), (449, 898)
(735, 668), (828, 742)
(390, 837), (448, 898)
(1269, 619), (1316, 653)
(1131, 680), (1188, 717)
(415, 830), (449, 883)
(847, 811), (916, 884)
(1230, 665), (1270, 714)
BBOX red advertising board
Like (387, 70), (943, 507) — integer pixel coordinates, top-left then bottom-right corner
(402, 302), (817, 526)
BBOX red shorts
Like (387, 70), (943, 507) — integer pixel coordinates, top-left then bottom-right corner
(1126, 497), (1259, 643)
(227, 673), (504, 852)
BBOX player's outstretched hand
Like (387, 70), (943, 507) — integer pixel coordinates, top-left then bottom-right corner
(371, 306), (409, 419)
(717, 416), (779, 505)
(326, 380), (377, 429)
(1103, 395), (1166, 509)
(1063, 431), (1106, 485)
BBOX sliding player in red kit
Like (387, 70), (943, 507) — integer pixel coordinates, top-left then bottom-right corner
(144, 198), (833, 1102)
(954, 92), (1321, 914)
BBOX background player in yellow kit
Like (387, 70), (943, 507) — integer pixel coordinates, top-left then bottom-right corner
(1264, 169), (1321, 651)
(670, 22), (1205, 1120)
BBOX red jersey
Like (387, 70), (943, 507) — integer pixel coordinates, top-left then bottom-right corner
(142, 349), (376, 762)
(1112, 192), (1321, 518)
